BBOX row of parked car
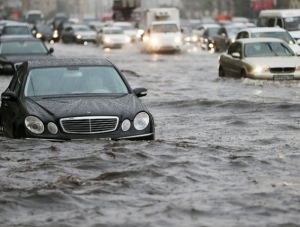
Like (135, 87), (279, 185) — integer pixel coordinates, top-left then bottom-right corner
(0, 19), (137, 48)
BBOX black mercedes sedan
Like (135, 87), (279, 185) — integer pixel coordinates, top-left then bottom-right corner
(0, 36), (54, 75)
(0, 58), (155, 141)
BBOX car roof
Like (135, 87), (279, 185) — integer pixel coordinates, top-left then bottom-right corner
(238, 27), (287, 33)
(3, 22), (30, 27)
(0, 35), (39, 42)
(103, 26), (122, 30)
(26, 58), (113, 68)
(235, 37), (285, 44)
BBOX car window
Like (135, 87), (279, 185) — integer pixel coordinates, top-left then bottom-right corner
(267, 18), (276, 27)
(257, 17), (267, 27)
(276, 19), (283, 28)
(3, 26), (29, 35)
(0, 41), (48, 54)
(284, 17), (300, 31)
(252, 31), (296, 44)
(228, 42), (238, 55)
(152, 24), (178, 33)
(24, 66), (129, 97)
(236, 31), (249, 39)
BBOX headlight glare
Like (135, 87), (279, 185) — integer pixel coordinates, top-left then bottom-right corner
(104, 37), (110, 43)
(174, 37), (181, 43)
(77, 35), (82, 39)
(253, 67), (269, 73)
(121, 119), (131, 131)
(47, 122), (58, 134)
(25, 116), (44, 134)
(36, 33), (42, 38)
(151, 37), (159, 45)
(134, 112), (149, 130)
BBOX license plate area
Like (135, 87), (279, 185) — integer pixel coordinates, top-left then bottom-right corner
(273, 75), (294, 80)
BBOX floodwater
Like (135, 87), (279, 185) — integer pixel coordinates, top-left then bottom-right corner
(1, 42), (300, 227)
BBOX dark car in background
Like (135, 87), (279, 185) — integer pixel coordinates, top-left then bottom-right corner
(192, 23), (221, 50)
(31, 24), (57, 42)
(61, 24), (97, 44)
(0, 58), (155, 140)
(212, 24), (249, 52)
(0, 36), (54, 75)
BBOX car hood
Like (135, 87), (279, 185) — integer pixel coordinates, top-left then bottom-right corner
(0, 54), (55, 64)
(24, 94), (146, 119)
(289, 30), (300, 39)
(246, 57), (299, 67)
(124, 30), (137, 36)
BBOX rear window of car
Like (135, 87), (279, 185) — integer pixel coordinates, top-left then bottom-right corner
(0, 41), (48, 54)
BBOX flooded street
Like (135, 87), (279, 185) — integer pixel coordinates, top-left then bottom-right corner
(1, 42), (300, 227)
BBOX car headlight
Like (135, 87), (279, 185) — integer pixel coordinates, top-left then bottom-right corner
(77, 35), (82, 39)
(143, 35), (149, 42)
(151, 37), (159, 45)
(125, 36), (131, 43)
(25, 116), (44, 134)
(134, 112), (149, 131)
(47, 122), (58, 134)
(121, 119), (131, 131)
(296, 66), (300, 71)
(36, 33), (43, 38)
(104, 37), (110, 43)
(174, 37), (181, 43)
(252, 67), (269, 73)
(192, 35), (198, 42)
(53, 33), (58, 38)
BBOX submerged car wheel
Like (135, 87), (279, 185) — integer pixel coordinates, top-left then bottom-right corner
(219, 66), (225, 77)
(241, 69), (247, 78)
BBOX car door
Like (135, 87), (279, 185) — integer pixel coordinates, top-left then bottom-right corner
(1, 65), (27, 137)
(226, 42), (243, 77)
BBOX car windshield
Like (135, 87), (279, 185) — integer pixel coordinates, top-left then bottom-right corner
(245, 42), (294, 57)
(0, 41), (48, 54)
(207, 27), (219, 36)
(24, 66), (129, 97)
(74, 26), (91, 32)
(2, 26), (29, 35)
(252, 31), (296, 44)
(115, 24), (133, 30)
(284, 17), (300, 31)
(227, 27), (244, 36)
(152, 24), (179, 33)
(37, 26), (52, 33)
(104, 29), (123, 34)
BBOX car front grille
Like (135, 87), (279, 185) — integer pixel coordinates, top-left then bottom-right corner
(60, 116), (119, 134)
(270, 67), (295, 73)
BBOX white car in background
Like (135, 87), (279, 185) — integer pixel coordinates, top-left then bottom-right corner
(97, 26), (131, 48)
(236, 27), (300, 55)
(218, 38), (300, 80)
(113, 22), (137, 42)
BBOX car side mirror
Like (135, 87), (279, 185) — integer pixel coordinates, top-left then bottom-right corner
(48, 47), (54, 54)
(1, 91), (18, 101)
(133, 87), (147, 97)
(232, 52), (240, 58)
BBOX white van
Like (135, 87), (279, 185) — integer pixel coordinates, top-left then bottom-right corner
(257, 9), (300, 42)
